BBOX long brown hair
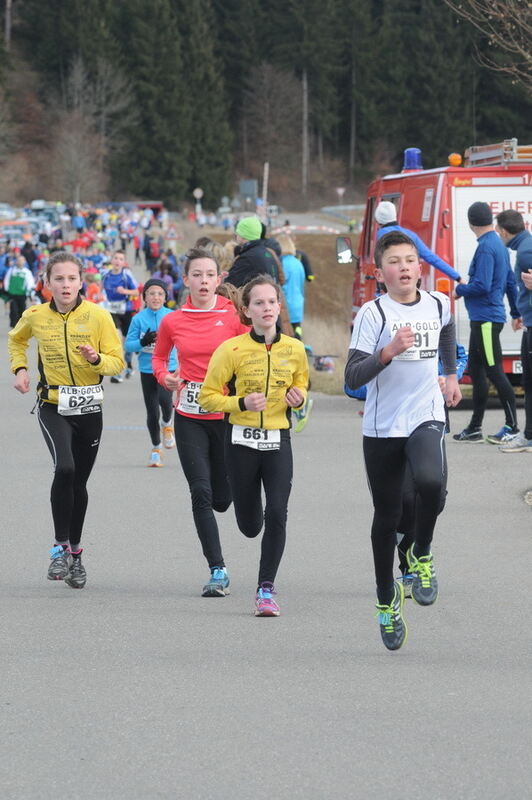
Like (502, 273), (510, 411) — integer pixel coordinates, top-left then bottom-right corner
(239, 274), (280, 326)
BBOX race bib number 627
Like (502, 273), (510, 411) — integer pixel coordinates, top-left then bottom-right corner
(58, 384), (104, 416)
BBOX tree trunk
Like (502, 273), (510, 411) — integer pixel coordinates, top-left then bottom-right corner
(349, 57), (356, 185)
(302, 69), (309, 198)
(318, 130), (324, 172)
(242, 112), (248, 172)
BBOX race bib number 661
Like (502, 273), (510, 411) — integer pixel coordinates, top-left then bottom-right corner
(231, 425), (281, 451)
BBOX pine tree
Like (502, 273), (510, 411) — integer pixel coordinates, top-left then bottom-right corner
(111, 0), (191, 205)
(175, 0), (232, 209)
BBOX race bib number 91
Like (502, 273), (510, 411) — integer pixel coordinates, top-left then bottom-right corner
(390, 319), (439, 361)
(58, 385), (103, 416)
(231, 425), (281, 451)
(177, 381), (209, 415)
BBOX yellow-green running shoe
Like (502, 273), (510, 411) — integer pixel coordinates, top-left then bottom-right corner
(375, 580), (407, 651)
(406, 546), (438, 606)
(294, 397), (313, 433)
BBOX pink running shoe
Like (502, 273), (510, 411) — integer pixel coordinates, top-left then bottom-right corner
(254, 583), (280, 617)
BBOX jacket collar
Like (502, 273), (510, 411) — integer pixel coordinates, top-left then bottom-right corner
(507, 230), (531, 251)
(50, 294), (83, 314)
(250, 328), (281, 345)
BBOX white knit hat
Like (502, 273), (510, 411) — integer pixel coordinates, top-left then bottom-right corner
(374, 201), (397, 225)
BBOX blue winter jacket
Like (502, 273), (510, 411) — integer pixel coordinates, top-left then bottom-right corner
(377, 224), (460, 281)
(281, 254), (306, 323)
(455, 230), (519, 323)
(125, 306), (177, 373)
(508, 230), (532, 328)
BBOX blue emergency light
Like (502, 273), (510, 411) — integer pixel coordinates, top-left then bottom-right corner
(403, 148), (423, 171)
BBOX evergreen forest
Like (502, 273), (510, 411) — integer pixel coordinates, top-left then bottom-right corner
(0, 0), (531, 208)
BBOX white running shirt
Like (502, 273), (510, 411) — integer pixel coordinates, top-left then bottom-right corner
(349, 290), (451, 437)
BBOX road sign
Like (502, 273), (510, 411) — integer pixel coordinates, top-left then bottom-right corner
(192, 188), (204, 200)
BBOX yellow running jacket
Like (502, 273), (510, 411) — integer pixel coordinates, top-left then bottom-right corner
(8, 297), (125, 404)
(199, 330), (309, 429)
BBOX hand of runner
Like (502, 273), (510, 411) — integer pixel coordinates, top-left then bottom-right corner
(164, 370), (181, 391)
(512, 317), (523, 332)
(244, 392), (267, 412)
(522, 270), (532, 290)
(79, 344), (99, 363)
(380, 326), (415, 363)
(285, 387), (305, 408)
(14, 368), (30, 394)
(443, 375), (462, 407)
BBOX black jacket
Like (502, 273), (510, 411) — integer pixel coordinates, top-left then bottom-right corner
(225, 239), (279, 288)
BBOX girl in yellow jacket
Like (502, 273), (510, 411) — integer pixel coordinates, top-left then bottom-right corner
(8, 251), (124, 589)
(199, 275), (309, 616)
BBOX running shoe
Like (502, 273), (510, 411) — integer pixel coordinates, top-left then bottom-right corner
(499, 434), (532, 453)
(125, 367), (134, 379)
(375, 581), (407, 651)
(452, 426), (483, 443)
(148, 448), (163, 467)
(406, 546), (438, 606)
(254, 583), (280, 616)
(485, 425), (519, 445)
(47, 545), (72, 581)
(162, 426), (176, 449)
(65, 554), (87, 589)
(110, 375), (123, 384)
(294, 397), (314, 433)
(202, 567), (230, 597)
(399, 572), (414, 599)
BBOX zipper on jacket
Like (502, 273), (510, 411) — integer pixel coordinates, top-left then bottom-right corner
(63, 316), (76, 385)
(260, 346), (272, 428)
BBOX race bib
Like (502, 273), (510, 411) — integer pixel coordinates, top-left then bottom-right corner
(177, 380), (209, 415)
(390, 318), (440, 361)
(231, 425), (281, 451)
(104, 300), (126, 315)
(58, 384), (103, 416)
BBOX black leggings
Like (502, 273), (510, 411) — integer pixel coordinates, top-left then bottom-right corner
(224, 426), (293, 586)
(363, 421), (446, 604)
(112, 312), (133, 369)
(521, 329), (532, 440)
(140, 372), (173, 446)
(468, 321), (517, 429)
(397, 462), (448, 575)
(9, 295), (26, 327)
(37, 401), (102, 548)
(174, 414), (232, 569)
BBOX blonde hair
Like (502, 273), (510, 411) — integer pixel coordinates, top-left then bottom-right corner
(276, 233), (296, 256)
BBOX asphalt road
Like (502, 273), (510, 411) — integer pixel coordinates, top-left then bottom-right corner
(1, 308), (531, 800)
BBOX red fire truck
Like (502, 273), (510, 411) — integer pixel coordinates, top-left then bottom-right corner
(350, 138), (532, 380)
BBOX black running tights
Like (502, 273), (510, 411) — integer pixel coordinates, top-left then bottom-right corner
(468, 321), (517, 430)
(174, 414), (231, 569)
(140, 372), (173, 446)
(224, 427), (293, 586)
(363, 421), (446, 604)
(37, 402), (102, 548)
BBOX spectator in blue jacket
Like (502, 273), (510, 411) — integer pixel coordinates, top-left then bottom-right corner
(277, 232), (306, 339)
(453, 201), (520, 444)
(375, 201), (462, 282)
(496, 210), (532, 452)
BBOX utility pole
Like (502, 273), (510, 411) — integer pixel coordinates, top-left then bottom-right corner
(302, 69), (309, 198)
(5, 0), (12, 51)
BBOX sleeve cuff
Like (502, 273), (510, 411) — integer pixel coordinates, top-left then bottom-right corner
(238, 396), (247, 412)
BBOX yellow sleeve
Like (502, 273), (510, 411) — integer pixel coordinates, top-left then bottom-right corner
(292, 343), (310, 405)
(199, 342), (242, 414)
(8, 312), (33, 373)
(92, 311), (126, 376)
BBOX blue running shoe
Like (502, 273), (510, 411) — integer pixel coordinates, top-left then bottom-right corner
(406, 546), (438, 606)
(47, 545), (72, 581)
(485, 425), (519, 445)
(202, 567), (230, 597)
(375, 581), (407, 650)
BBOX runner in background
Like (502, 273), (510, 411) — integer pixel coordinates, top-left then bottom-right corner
(102, 250), (138, 382)
(152, 248), (249, 597)
(199, 275), (309, 617)
(125, 278), (177, 467)
(8, 251), (124, 589)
